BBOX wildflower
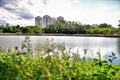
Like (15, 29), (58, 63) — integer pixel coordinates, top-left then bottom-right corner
(59, 64), (62, 69)
(15, 64), (20, 69)
(68, 77), (72, 80)
(56, 77), (61, 80)
(47, 72), (51, 78)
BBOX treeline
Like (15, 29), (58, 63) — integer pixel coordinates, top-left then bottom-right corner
(0, 25), (43, 34)
(0, 20), (120, 35)
(44, 21), (86, 34)
(44, 20), (120, 35)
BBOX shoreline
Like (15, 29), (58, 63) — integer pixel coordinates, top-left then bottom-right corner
(0, 33), (120, 37)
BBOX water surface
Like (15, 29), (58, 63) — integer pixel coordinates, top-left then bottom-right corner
(0, 36), (120, 64)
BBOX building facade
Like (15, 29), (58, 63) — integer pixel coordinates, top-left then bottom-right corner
(35, 15), (64, 28)
(51, 17), (56, 24)
(42, 15), (52, 28)
(35, 16), (42, 27)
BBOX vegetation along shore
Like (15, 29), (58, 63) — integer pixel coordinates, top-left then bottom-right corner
(0, 20), (120, 37)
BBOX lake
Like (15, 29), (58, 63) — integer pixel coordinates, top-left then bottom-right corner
(0, 35), (120, 64)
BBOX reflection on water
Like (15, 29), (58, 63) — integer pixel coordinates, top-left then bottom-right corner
(0, 36), (120, 64)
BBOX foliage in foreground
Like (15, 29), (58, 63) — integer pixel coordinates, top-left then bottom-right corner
(0, 53), (120, 80)
(0, 37), (120, 80)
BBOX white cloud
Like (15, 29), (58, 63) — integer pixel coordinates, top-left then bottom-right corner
(47, 0), (120, 27)
(19, 0), (45, 16)
(41, 0), (120, 27)
(0, 0), (120, 27)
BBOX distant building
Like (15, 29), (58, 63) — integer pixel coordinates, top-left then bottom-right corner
(43, 15), (52, 28)
(51, 17), (56, 24)
(35, 16), (42, 27)
(57, 16), (64, 21)
(35, 15), (64, 28)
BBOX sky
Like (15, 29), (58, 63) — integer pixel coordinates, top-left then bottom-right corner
(0, 0), (120, 27)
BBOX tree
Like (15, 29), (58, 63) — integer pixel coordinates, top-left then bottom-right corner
(22, 26), (33, 34)
(3, 26), (14, 33)
(44, 20), (87, 34)
(118, 20), (120, 28)
(33, 27), (43, 33)
(98, 23), (112, 28)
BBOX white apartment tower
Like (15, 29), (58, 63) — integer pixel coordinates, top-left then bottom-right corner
(35, 15), (64, 28)
(42, 15), (52, 28)
(35, 16), (42, 27)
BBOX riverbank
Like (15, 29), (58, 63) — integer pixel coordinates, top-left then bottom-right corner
(0, 33), (120, 37)
(43, 34), (120, 37)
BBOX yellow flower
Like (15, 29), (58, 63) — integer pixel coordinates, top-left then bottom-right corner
(56, 77), (61, 80)
(47, 72), (51, 78)
(15, 64), (20, 69)
(59, 64), (62, 68)
(72, 72), (76, 76)
(68, 77), (72, 80)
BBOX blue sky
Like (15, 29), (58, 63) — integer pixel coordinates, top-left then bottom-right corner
(0, 0), (120, 27)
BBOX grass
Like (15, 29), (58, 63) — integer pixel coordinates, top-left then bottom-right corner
(0, 36), (120, 80)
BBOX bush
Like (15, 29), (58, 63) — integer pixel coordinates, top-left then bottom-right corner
(87, 28), (114, 35)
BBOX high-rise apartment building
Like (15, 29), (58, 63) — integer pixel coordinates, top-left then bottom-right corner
(51, 17), (56, 24)
(35, 16), (42, 27)
(42, 15), (52, 28)
(35, 15), (64, 28)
